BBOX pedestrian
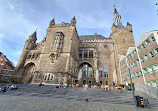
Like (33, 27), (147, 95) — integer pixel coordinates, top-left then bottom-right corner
(2, 87), (7, 92)
(105, 85), (108, 90)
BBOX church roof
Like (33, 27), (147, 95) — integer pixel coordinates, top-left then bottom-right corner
(72, 16), (76, 20)
(30, 31), (37, 38)
(79, 34), (110, 40)
(114, 8), (118, 15)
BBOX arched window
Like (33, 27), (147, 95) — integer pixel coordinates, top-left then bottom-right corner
(80, 63), (93, 78)
(123, 39), (126, 44)
(53, 35), (59, 48)
(104, 45), (108, 48)
(44, 75), (47, 80)
(53, 32), (64, 49)
(58, 39), (62, 48)
(50, 75), (53, 80)
(51, 54), (55, 63)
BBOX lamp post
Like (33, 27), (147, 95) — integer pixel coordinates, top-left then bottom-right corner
(128, 67), (136, 106)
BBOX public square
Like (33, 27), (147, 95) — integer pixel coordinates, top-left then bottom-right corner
(0, 84), (158, 111)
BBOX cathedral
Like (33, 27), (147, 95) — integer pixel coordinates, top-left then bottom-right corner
(15, 7), (135, 88)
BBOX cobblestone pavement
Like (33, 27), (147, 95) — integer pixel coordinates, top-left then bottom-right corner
(0, 84), (158, 111)
(0, 95), (157, 111)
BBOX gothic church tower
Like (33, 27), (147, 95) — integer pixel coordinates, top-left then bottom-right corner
(111, 6), (135, 85)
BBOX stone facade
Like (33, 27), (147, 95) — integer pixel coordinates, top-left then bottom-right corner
(16, 8), (135, 88)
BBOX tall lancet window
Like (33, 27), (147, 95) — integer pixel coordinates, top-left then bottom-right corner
(58, 39), (62, 48)
(53, 32), (64, 49)
(53, 35), (59, 48)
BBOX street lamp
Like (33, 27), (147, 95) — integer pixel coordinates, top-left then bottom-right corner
(128, 67), (136, 106)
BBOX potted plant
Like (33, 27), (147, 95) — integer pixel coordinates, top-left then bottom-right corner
(98, 82), (101, 89)
(67, 80), (70, 87)
(88, 83), (92, 88)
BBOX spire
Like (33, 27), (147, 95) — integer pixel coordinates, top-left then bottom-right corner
(112, 5), (123, 28)
(72, 16), (76, 20)
(49, 18), (55, 27)
(114, 8), (118, 15)
(71, 16), (76, 26)
(30, 31), (36, 38)
(29, 31), (37, 41)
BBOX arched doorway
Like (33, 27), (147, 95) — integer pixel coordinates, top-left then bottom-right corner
(23, 62), (36, 84)
(78, 62), (94, 85)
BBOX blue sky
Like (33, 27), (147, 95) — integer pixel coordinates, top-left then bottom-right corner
(0, 0), (158, 65)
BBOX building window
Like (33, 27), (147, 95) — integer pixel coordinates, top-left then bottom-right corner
(0, 63), (4, 65)
(53, 35), (59, 48)
(140, 57), (144, 63)
(149, 51), (154, 58)
(105, 81), (108, 85)
(51, 55), (55, 63)
(147, 66), (153, 74)
(88, 67), (93, 77)
(79, 50), (82, 59)
(153, 63), (158, 73)
(104, 45), (108, 48)
(151, 37), (156, 42)
(135, 59), (140, 66)
(81, 64), (93, 78)
(48, 74), (50, 80)
(89, 50), (93, 58)
(50, 75), (54, 80)
(144, 39), (150, 46)
(44, 75), (47, 80)
(58, 39), (62, 49)
(104, 65), (109, 78)
(83, 64), (88, 77)
(84, 50), (88, 58)
(142, 68), (147, 76)
(99, 68), (103, 78)
(100, 81), (102, 85)
(142, 44), (146, 49)
(138, 71), (143, 77)
(144, 54), (149, 62)
(123, 39), (126, 44)
(154, 47), (158, 55)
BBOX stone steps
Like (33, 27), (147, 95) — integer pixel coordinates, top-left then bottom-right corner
(0, 83), (157, 107)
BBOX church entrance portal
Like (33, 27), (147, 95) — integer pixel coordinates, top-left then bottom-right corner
(78, 62), (96, 85)
(23, 62), (36, 84)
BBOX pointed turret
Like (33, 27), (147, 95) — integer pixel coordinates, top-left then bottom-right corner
(126, 22), (133, 32)
(127, 22), (132, 26)
(49, 18), (55, 27)
(71, 16), (76, 26)
(114, 8), (118, 15)
(112, 6), (123, 28)
(29, 31), (37, 42)
(30, 31), (36, 38)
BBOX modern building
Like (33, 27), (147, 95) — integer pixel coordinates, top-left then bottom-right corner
(16, 7), (135, 88)
(119, 30), (158, 88)
(0, 52), (15, 81)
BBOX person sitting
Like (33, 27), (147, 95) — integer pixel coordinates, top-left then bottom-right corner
(7, 84), (13, 90)
(105, 85), (109, 90)
(59, 82), (63, 88)
(12, 85), (18, 90)
(38, 82), (44, 87)
(2, 87), (7, 92)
